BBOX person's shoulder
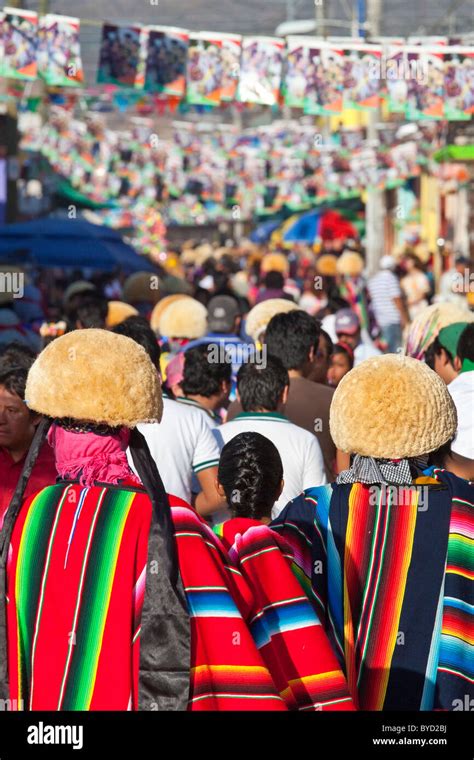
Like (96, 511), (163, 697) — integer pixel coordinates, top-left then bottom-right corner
(290, 376), (334, 401)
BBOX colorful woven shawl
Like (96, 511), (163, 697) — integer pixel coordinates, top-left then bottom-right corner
(272, 470), (473, 710)
(7, 483), (286, 711)
(215, 518), (355, 711)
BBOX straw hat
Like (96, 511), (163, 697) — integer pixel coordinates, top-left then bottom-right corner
(122, 271), (161, 305)
(316, 254), (338, 277)
(261, 253), (289, 275)
(405, 302), (474, 359)
(330, 354), (457, 459)
(245, 298), (300, 343)
(336, 251), (365, 277)
(106, 301), (139, 328)
(158, 298), (208, 340)
(150, 294), (192, 334)
(25, 329), (162, 428)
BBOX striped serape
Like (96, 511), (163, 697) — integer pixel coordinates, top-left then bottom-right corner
(214, 517), (355, 711)
(272, 469), (474, 710)
(6, 482), (286, 711)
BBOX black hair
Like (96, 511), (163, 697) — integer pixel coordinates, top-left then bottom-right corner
(458, 323), (474, 363)
(265, 310), (321, 371)
(112, 316), (161, 369)
(319, 328), (334, 358)
(264, 271), (284, 290)
(73, 293), (108, 329)
(181, 344), (231, 398)
(427, 439), (453, 469)
(237, 356), (289, 412)
(218, 432), (283, 519)
(0, 342), (37, 371)
(424, 337), (453, 371)
(0, 367), (28, 401)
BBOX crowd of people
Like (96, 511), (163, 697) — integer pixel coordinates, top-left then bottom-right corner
(0, 238), (472, 712)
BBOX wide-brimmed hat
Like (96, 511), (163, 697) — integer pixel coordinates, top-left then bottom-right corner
(330, 354), (457, 459)
(315, 254), (338, 277)
(245, 298), (299, 343)
(158, 298), (207, 340)
(122, 271), (161, 305)
(106, 301), (139, 328)
(336, 251), (365, 277)
(150, 294), (192, 334)
(25, 329), (162, 428)
(261, 253), (289, 275)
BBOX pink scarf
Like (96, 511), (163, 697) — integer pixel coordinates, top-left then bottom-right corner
(47, 425), (141, 488)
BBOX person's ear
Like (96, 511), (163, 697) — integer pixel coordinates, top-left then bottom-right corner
(277, 479), (284, 499)
(236, 388), (241, 404)
(215, 479), (226, 498)
(308, 345), (315, 363)
(453, 355), (462, 372)
(281, 385), (289, 405)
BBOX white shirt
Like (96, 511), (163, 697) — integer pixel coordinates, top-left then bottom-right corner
(368, 270), (402, 328)
(354, 339), (381, 366)
(129, 396), (221, 504)
(447, 370), (474, 459)
(215, 411), (327, 518)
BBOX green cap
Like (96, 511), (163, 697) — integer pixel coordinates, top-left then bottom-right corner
(437, 322), (469, 359)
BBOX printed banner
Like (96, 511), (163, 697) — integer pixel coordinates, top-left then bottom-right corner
(37, 14), (83, 87)
(97, 23), (142, 87)
(1, 7), (38, 80)
(186, 32), (223, 106)
(220, 33), (241, 102)
(405, 46), (445, 120)
(304, 43), (344, 115)
(385, 45), (409, 113)
(285, 37), (311, 108)
(239, 37), (284, 105)
(144, 26), (189, 97)
(444, 46), (474, 120)
(342, 43), (382, 109)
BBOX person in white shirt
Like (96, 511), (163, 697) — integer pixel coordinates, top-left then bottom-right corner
(113, 317), (223, 514)
(216, 356), (327, 518)
(175, 343), (231, 431)
(368, 256), (407, 353)
(334, 308), (380, 366)
(446, 323), (474, 462)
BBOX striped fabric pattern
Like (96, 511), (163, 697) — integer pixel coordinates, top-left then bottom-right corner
(216, 519), (354, 711)
(7, 484), (286, 711)
(436, 481), (474, 707)
(272, 471), (474, 711)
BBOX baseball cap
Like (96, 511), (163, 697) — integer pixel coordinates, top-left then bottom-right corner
(335, 309), (360, 336)
(380, 255), (396, 270)
(207, 296), (240, 333)
(437, 322), (469, 359)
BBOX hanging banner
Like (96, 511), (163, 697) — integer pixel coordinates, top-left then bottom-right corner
(143, 26), (189, 97)
(220, 33), (241, 102)
(1, 7), (38, 80)
(342, 43), (382, 109)
(385, 44), (409, 113)
(238, 36), (284, 106)
(304, 42), (344, 115)
(37, 14), (83, 87)
(186, 32), (223, 106)
(285, 36), (311, 108)
(444, 46), (474, 120)
(405, 46), (445, 120)
(97, 23), (142, 87)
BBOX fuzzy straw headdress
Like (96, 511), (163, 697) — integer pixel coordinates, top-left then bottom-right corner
(245, 298), (300, 343)
(0, 329), (190, 711)
(330, 354), (457, 460)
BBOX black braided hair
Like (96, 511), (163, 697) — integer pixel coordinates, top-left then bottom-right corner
(218, 431), (283, 520)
